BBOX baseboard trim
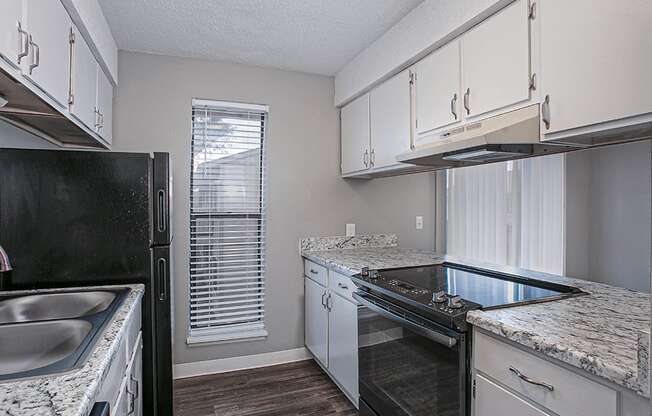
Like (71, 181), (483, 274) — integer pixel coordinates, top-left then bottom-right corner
(173, 347), (311, 379)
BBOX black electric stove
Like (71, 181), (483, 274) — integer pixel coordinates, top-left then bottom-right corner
(352, 262), (584, 416)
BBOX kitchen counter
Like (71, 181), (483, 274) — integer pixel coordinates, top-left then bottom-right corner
(301, 241), (650, 398)
(0, 284), (145, 416)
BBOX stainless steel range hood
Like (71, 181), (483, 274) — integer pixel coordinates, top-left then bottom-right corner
(0, 65), (106, 149)
(397, 105), (573, 168)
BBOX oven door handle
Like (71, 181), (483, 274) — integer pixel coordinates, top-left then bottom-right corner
(353, 292), (458, 348)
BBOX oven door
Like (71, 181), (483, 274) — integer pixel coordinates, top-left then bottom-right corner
(354, 291), (467, 416)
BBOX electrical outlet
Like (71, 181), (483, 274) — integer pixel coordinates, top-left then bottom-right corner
(346, 223), (356, 236)
(416, 216), (423, 230)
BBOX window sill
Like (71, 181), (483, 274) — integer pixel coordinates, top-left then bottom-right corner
(187, 327), (268, 346)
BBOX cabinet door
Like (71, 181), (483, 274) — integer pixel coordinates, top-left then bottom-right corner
(462, 0), (530, 118)
(328, 293), (358, 400)
(0, 0), (25, 69)
(305, 277), (329, 367)
(23, 0), (72, 108)
(370, 70), (411, 169)
(70, 27), (98, 131)
(415, 40), (461, 136)
(539, 0), (652, 135)
(475, 374), (550, 416)
(341, 93), (370, 175)
(96, 66), (114, 144)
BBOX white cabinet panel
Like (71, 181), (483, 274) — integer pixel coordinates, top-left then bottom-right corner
(328, 293), (358, 400)
(415, 40), (461, 136)
(462, 0), (530, 118)
(341, 93), (370, 175)
(475, 374), (550, 416)
(305, 276), (329, 367)
(128, 337), (143, 416)
(96, 66), (113, 144)
(23, 0), (72, 108)
(370, 69), (411, 169)
(539, 0), (652, 135)
(70, 27), (97, 131)
(0, 0), (25, 69)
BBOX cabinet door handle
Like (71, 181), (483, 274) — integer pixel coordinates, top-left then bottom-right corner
(326, 293), (332, 311)
(130, 374), (140, 399)
(509, 366), (554, 391)
(369, 149), (375, 167)
(337, 282), (348, 290)
(463, 88), (471, 115)
(363, 149), (369, 167)
(309, 269), (318, 275)
(94, 108), (100, 128)
(321, 291), (327, 308)
(28, 35), (39, 74)
(451, 93), (458, 119)
(542, 95), (551, 130)
(17, 22), (29, 64)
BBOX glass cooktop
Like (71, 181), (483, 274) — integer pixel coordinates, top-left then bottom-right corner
(372, 263), (577, 309)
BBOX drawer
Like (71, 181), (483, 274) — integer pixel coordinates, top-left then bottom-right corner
(474, 330), (617, 416)
(304, 259), (328, 286)
(475, 374), (551, 416)
(329, 270), (356, 303)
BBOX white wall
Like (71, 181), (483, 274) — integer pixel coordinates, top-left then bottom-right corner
(565, 141), (651, 292)
(334, 0), (510, 105)
(112, 51), (437, 365)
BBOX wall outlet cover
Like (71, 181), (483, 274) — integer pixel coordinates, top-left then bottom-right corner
(416, 216), (423, 230)
(346, 223), (356, 236)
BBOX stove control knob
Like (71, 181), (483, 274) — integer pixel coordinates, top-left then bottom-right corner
(447, 295), (464, 309)
(432, 290), (447, 303)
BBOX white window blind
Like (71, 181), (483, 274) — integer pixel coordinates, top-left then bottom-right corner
(446, 154), (565, 275)
(188, 99), (268, 344)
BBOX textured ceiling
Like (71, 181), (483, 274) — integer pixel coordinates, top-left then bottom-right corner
(98, 0), (423, 76)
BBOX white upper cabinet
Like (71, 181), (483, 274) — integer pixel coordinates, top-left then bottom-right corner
(23, 0), (73, 108)
(70, 27), (98, 131)
(415, 41), (461, 136)
(96, 66), (114, 144)
(461, 0), (531, 119)
(370, 69), (411, 169)
(0, 1), (25, 69)
(341, 93), (370, 175)
(539, 0), (652, 136)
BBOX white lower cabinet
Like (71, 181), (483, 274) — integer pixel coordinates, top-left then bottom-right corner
(473, 328), (647, 416)
(305, 275), (329, 367)
(328, 291), (358, 400)
(304, 260), (359, 405)
(475, 374), (549, 416)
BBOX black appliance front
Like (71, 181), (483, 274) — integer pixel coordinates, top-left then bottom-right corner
(356, 291), (468, 416)
(0, 148), (173, 416)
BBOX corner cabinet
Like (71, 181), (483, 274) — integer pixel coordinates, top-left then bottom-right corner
(538, 0), (652, 141)
(304, 259), (359, 406)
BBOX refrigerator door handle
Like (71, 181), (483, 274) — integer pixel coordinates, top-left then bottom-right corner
(157, 189), (167, 233)
(157, 257), (167, 301)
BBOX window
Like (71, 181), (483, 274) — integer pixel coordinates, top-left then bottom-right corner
(188, 99), (268, 344)
(445, 154), (565, 275)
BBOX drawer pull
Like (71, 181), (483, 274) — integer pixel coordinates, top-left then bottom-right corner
(509, 366), (555, 392)
(310, 269), (318, 275)
(337, 282), (348, 290)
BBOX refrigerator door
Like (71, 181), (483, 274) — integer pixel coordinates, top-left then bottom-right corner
(152, 245), (173, 416)
(152, 152), (172, 246)
(0, 149), (151, 288)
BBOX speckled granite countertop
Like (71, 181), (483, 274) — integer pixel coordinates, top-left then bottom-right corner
(301, 239), (650, 398)
(0, 284), (145, 416)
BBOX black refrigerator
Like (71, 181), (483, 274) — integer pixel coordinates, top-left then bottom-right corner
(0, 148), (173, 416)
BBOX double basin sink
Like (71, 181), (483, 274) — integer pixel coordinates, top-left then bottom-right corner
(0, 289), (127, 381)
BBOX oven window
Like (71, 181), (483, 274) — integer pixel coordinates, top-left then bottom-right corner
(358, 306), (464, 416)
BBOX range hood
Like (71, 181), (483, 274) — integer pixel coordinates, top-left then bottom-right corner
(397, 105), (573, 168)
(0, 65), (106, 149)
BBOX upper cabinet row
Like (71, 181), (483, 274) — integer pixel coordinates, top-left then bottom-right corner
(0, 0), (113, 147)
(341, 0), (652, 177)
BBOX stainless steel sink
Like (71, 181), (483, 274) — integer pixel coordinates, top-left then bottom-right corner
(0, 291), (116, 324)
(0, 320), (92, 376)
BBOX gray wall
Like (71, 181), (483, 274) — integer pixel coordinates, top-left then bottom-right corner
(565, 141), (651, 292)
(111, 51), (436, 365)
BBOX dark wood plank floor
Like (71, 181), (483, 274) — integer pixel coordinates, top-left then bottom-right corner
(174, 359), (358, 416)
